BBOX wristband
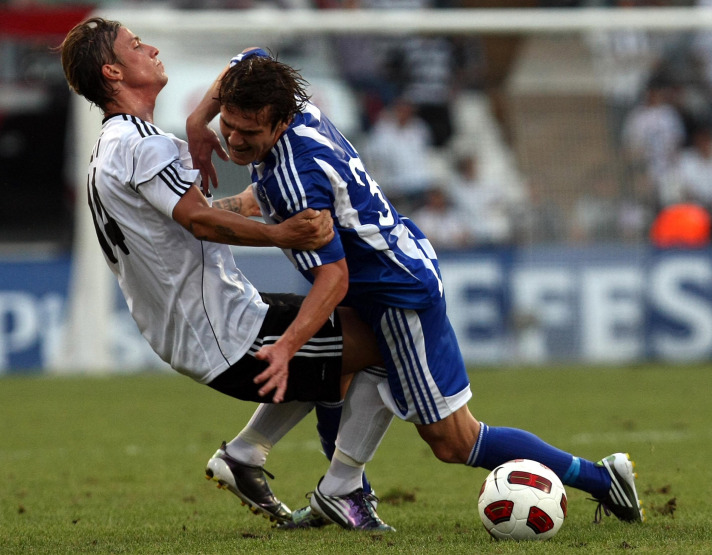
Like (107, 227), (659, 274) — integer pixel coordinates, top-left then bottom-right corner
(230, 48), (271, 67)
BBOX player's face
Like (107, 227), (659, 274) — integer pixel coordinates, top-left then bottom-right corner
(219, 106), (289, 165)
(109, 27), (167, 91)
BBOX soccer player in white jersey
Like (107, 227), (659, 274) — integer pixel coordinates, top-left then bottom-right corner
(58, 17), (402, 528)
(187, 50), (645, 529)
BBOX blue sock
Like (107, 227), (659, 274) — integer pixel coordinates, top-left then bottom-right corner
(315, 402), (372, 494)
(315, 402), (340, 460)
(567, 456), (611, 498)
(468, 423), (610, 497)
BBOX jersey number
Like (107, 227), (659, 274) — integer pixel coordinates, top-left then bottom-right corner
(87, 166), (129, 264)
(349, 157), (395, 226)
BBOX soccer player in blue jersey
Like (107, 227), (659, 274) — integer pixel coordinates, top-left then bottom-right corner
(187, 49), (644, 530)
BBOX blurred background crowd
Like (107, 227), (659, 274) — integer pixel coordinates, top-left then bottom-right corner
(4, 0), (712, 252)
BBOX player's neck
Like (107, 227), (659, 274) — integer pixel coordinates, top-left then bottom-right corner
(105, 91), (157, 123)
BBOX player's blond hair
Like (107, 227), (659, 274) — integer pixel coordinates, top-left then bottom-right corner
(59, 17), (122, 111)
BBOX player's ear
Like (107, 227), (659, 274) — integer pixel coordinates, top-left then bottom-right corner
(102, 63), (122, 82)
(275, 119), (290, 136)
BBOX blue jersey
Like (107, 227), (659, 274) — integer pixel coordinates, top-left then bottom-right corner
(251, 103), (444, 310)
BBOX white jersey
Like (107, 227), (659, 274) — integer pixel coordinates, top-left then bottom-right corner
(87, 114), (268, 383)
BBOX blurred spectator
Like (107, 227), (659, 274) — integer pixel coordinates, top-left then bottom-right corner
(621, 78), (686, 206)
(619, 173), (657, 243)
(411, 187), (473, 250)
(665, 124), (712, 210)
(447, 154), (520, 245)
(570, 174), (622, 243)
(361, 97), (435, 213)
(571, 168), (657, 244)
(336, 36), (399, 129)
(515, 183), (566, 245)
(326, 0), (463, 146)
(318, 0), (401, 129)
(391, 34), (460, 147)
(585, 0), (662, 144)
(690, 0), (712, 99)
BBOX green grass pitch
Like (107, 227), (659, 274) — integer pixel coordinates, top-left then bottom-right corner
(2, 364), (711, 554)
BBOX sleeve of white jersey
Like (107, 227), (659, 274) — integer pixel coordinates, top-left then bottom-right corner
(132, 135), (200, 218)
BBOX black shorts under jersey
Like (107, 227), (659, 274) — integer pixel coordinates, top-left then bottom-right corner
(207, 292), (343, 403)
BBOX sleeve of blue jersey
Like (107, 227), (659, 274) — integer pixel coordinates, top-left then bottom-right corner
(296, 166), (347, 267)
(290, 234), (344, 275)
(305, 229), (345, 267)
(229, 48), (271, 67)
(287, 186), (346, 270)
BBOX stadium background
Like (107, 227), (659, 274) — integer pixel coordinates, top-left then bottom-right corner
(3, 1), (712, 374)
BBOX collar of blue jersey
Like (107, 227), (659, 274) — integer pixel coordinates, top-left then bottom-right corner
(229, 48), (271, 68)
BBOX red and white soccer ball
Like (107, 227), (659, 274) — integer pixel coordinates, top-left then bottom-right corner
(478, 459), (567, 541)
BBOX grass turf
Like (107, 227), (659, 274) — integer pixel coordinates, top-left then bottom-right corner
(2, 364), (711, 553)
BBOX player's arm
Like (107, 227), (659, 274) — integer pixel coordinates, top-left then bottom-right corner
(172, 184), (333, 250)
(186, 48), (271, 192)
(212, 185), (262, 217)
(252, 258), (349, 403)
(186, 64), (229, 193)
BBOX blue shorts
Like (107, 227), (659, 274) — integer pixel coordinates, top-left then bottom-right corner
(358, 296), (472, 425)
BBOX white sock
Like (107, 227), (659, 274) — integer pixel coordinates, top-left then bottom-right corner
(226, 401), (314, 466)
(320, 369), (393, 496)
(336, 368), (393, 463)
(319, 450), (365, 496)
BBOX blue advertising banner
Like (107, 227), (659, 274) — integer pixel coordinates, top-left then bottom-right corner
(439, 246), (712, 365)
(2, 246), (712, 373)
(0, 255), (70, 372)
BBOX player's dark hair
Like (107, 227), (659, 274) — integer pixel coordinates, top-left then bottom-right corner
(58, 17), (121, 111)
(218, 56), (311, 130)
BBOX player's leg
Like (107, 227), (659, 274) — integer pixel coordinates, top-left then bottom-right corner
(315, 401), (341, 462)
(303, 302), (460, 531)
(414, 404), (479, 463)
(465, 421), (644, 522)
(315, 401), (375, 494)
(226, 402), (313, 467)
(205, 401), (314, 524)
(277, 392), (380, 529)
(381, 300), (643, 523)
(310, 306), (382, 505)
(319, 367), (393, 495)
(204, 294), (352, 524)
(411, 392), (644, 523)
(324, 308), (392, 496)
(301, 307), (395, 531)
(308, 368), (395, 531)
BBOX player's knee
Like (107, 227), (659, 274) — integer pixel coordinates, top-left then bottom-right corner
(427, 439), (469, 464)
(417, 408), (479, 464)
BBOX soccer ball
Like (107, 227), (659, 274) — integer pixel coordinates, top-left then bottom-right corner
(478, 459), (567, 541)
